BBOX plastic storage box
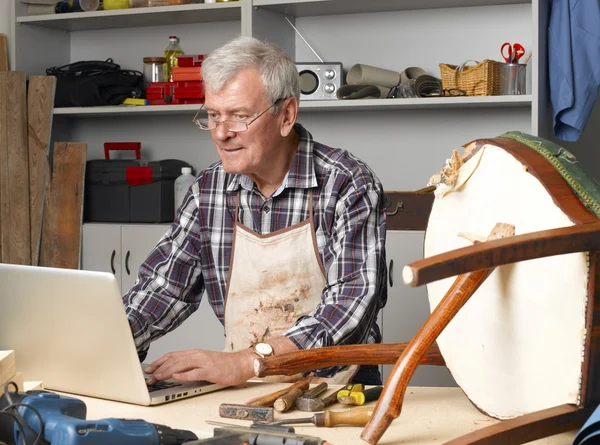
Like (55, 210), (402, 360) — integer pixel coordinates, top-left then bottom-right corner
(84, 143), (191, 223)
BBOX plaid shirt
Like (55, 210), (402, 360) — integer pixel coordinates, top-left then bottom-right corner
(123, 123), (387, 377)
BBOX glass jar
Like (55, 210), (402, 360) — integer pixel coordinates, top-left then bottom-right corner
(143, 57), (167, 87)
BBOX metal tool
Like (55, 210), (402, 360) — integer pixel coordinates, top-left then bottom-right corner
(264, 406), (374, 428)
(337, 385), (384, 406)
(500, 42), (525, 63)
(205, 421), (331, 445)
(295, 383), (331, 412)
(219, 403), (274, 423)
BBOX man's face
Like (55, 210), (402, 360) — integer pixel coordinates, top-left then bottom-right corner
(204, 68), (285, 180)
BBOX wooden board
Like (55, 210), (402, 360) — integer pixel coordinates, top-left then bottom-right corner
(28, 76), (56, 266)
(0, 34), (7, 72)
(0, 72), (30, 265)
(39, 142), (86, 269)
(0, 350), (16, 387)
(0, 73), (5, 260)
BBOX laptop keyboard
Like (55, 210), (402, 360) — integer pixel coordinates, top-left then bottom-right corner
(146, 380), (183, 393)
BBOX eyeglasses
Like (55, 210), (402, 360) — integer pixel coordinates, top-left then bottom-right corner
(193, 98), (285, 132)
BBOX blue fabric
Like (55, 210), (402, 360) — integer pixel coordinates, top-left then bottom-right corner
(573, 402), (600, 444)
(549, 0), (600, 142)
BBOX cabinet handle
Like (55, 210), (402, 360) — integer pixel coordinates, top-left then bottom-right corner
(386, 201), (403, 216)
(110, 249), (116, 274)
(125, 250), (131, 275)
(389, 259), (394, 287)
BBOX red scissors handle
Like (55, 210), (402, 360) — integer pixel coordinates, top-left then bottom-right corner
(501, 42), (526, 63)
(500, 42), (512, 63)
(512, 43), (526, 62)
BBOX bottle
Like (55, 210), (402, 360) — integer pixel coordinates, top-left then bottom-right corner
(80, 0), (100, 11)
(174, 167), (195, 213)
(163, 36), (184, 82)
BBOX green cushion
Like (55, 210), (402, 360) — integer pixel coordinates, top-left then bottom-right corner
(499, 131), (600, 219)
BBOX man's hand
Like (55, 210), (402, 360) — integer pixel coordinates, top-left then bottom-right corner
(144, 348), (255, 386)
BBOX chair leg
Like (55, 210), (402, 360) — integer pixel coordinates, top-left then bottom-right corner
(443, 404), (593, 445)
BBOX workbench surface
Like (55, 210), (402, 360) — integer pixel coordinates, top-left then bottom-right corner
(73, 382), (577, 444)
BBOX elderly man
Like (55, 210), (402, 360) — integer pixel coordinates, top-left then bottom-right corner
(124, 36), (387, 386)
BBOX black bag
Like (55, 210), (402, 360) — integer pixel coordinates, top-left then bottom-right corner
(46, 59), (144, 107)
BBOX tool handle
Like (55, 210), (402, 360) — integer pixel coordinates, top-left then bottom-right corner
(274, 388), (304, 413)
(303, 382), (328, 399)
(246, 377), (311, 406)
(315, 407), (374, 427)
(339, 386), (383, 405)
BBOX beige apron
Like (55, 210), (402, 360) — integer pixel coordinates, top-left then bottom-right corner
(223, 192), (357, 384)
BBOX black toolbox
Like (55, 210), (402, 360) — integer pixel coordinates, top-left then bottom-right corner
(84, 143), (191, 223)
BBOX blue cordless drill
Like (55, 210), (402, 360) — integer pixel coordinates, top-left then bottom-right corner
(0, 388), (198, 445)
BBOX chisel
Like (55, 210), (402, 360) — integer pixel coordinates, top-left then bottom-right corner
(266, 406), (374, 427)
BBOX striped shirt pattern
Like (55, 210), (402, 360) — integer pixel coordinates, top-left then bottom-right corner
(123, 123), (387, 377)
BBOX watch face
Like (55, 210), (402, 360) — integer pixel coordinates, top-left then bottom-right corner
(255, 343), (273, 355)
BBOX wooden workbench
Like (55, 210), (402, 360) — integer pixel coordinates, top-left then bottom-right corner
(71, 382), (578, 444)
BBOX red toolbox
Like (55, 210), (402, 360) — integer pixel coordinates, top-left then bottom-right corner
(173, 81), (204, 100)
(176, 54), (206, 67)
(145, 81), (204, 105)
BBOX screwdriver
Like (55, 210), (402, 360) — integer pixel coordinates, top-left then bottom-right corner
(265, 406), (374, 427)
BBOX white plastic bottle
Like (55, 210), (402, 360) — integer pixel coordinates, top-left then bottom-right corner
(174, 167), (195, 213)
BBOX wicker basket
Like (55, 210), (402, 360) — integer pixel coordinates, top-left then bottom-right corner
(439, 59), (501, 96)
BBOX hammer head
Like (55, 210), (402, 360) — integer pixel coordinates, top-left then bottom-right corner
(294, 382), (328, 412)
(295, 387), (339, 412)
(295, 396), (325, 412)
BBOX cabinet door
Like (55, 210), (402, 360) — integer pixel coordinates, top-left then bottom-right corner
(81, 223), (122, 290)
(120, 224), (170, 293)
(383, 231), (456, 387)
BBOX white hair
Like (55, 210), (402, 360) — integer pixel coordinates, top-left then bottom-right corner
(201, 36), (300, 112)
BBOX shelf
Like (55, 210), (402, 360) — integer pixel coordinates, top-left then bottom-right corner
(16, 2), (243, 31)
(53, 104), (201, 116)
(253, 0), (531, 17)
(53, 95), (532, 117)
(299, 95), (533, 111)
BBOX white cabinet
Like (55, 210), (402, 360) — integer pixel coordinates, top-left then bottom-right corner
(382, 231), (456, 387)
(82, 223), (169, 291)
(82, 222), (225, 361)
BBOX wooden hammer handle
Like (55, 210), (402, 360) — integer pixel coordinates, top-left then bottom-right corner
(246, 377), (311, 407)
(274, 388), (304, 412)
(253, 343), (445, 377)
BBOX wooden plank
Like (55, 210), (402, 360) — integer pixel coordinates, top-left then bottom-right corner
(28, 76), (56, 266)
(39, 142), (86, 269)
(0, 72), (6, 261)
(0, 72), (30, 265)
(0, 34), (7, 72)
(0, 350), (16, 387)
(0, 372), (24, 397)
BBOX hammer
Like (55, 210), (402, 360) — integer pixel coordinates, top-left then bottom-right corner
(295, 383), (340, 412)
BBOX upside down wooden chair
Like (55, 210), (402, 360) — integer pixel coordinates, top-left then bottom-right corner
(253, 132), (600, 445)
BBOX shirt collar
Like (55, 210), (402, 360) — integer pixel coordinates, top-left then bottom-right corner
(225, 123), (318, 194)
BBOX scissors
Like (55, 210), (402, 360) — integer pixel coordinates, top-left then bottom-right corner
(501, 42), (525, 63)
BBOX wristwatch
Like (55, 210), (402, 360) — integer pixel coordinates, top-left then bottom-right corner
(252, 342), (274, 358)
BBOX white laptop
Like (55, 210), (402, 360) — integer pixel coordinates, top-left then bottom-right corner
(0, 263), (226, 406)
